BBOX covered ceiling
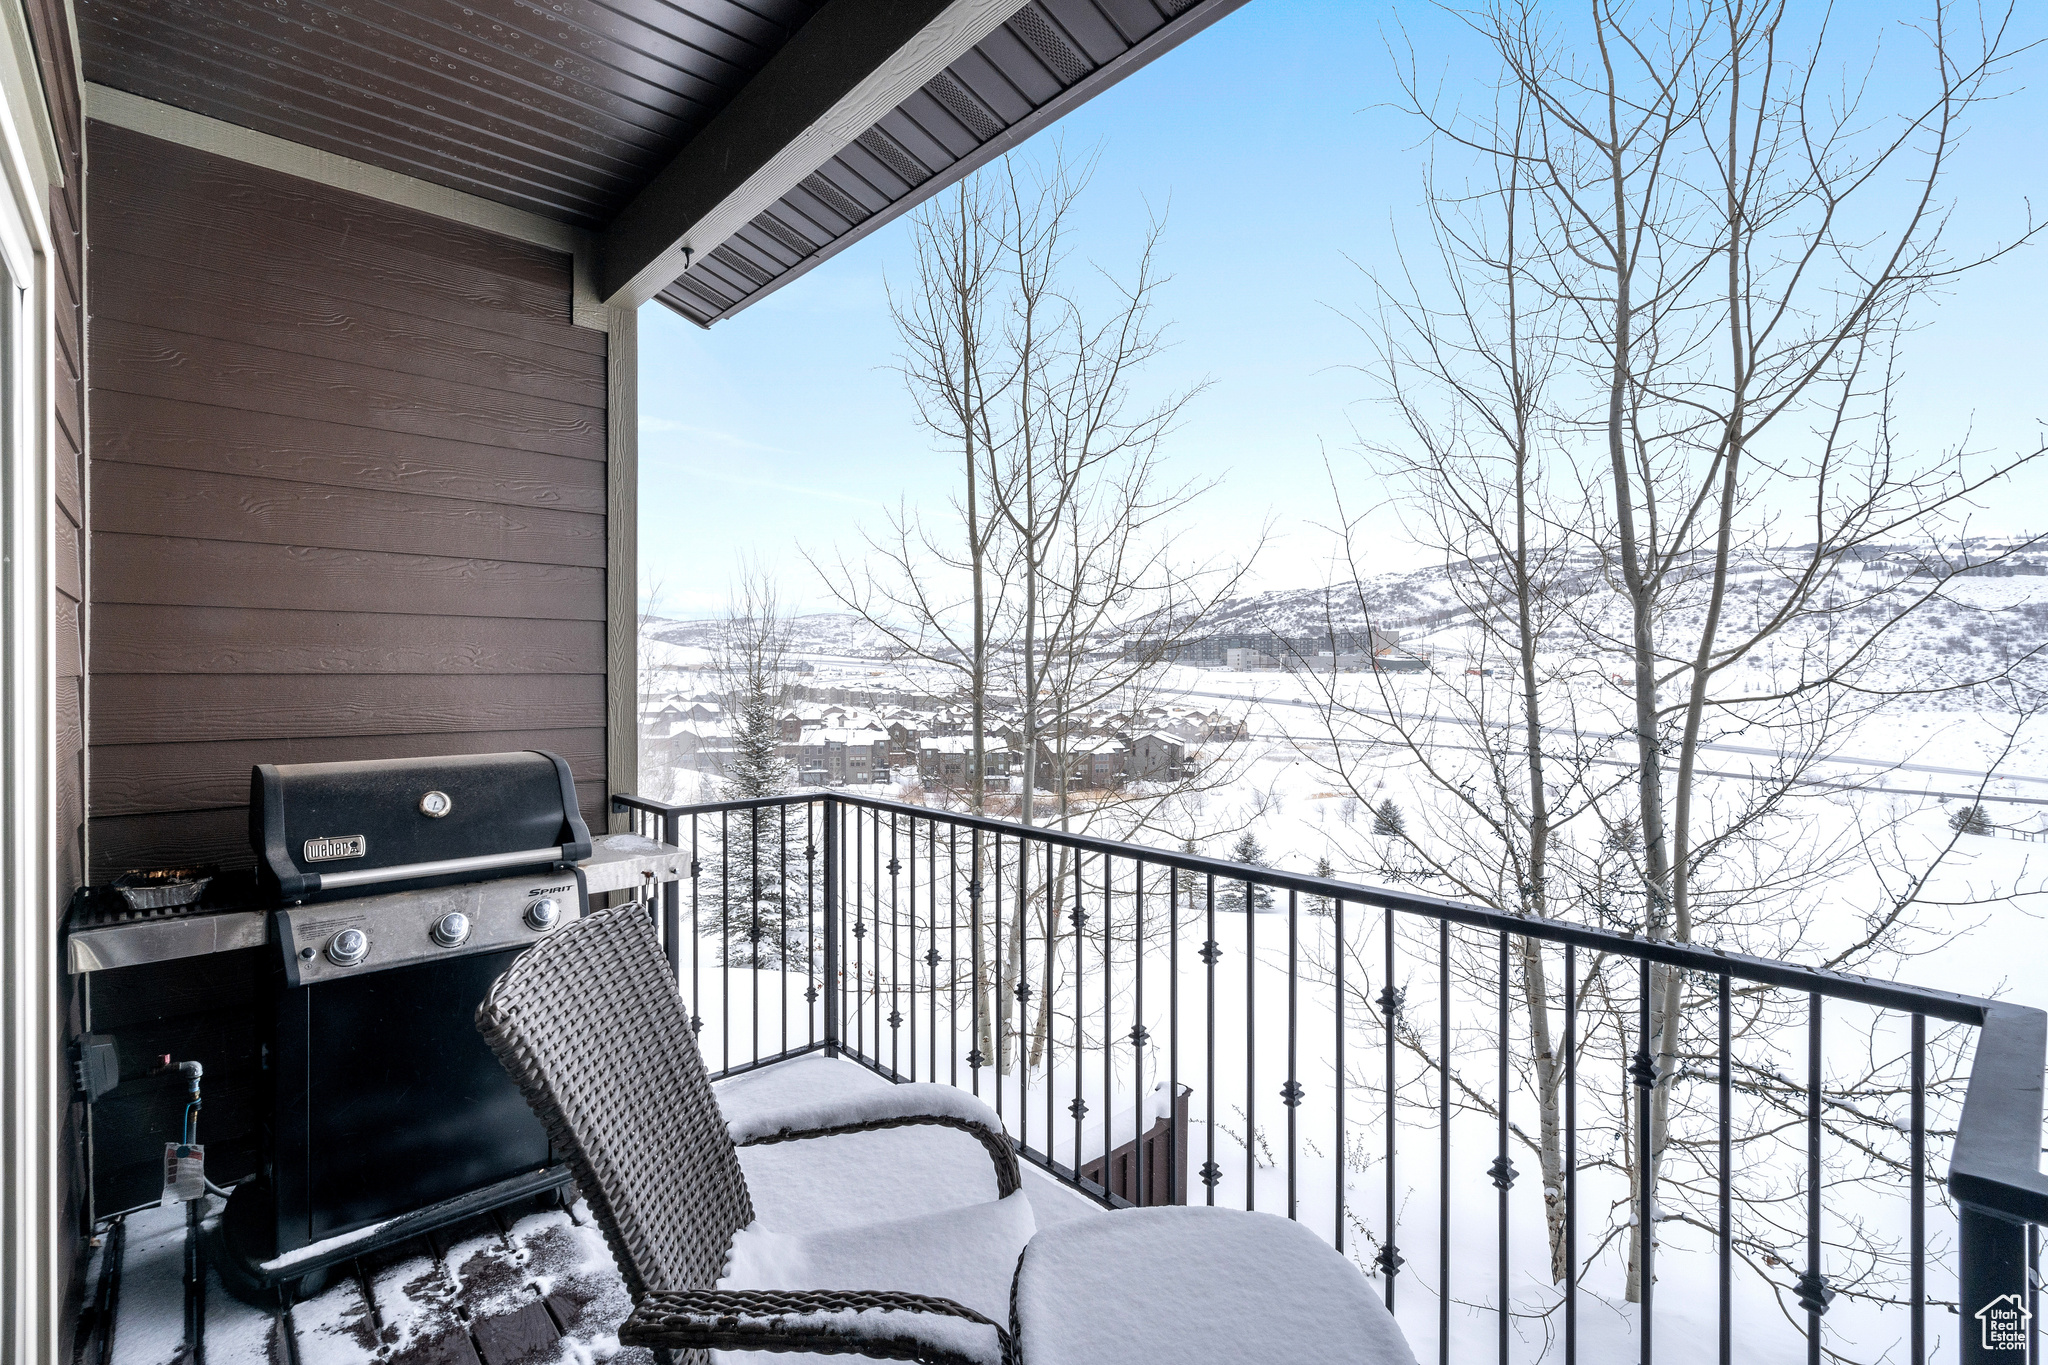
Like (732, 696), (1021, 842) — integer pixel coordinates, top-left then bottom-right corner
(80, 0), (1249, 324)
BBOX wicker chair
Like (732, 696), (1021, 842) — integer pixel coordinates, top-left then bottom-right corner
(476, 902), (1025, 1365)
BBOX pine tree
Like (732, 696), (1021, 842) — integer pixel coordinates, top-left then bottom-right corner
(712, 572), (801, 968)
(1218, 832), (1274, 912)
(1174, 836), (1201, 904)
(1309, 855), (1337, 917)
(1372, 800), (1406, 838)
(1948, 803), (1994, 836)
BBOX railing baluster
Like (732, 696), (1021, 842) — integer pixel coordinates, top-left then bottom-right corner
(779, 804), (789, 1058)
(821, 800), (838, 1059)
(1246, 873), (1257, 1214)
(805, 803), (816, 1051)
(874, 813), (886, 1066)
(750, 806), (761, 1068)
(853, 808), (865, 1062)
(1719, 972), (1731, 1365)
(906, 815), (916, 1081)
(1286, 887), (1299, 1222)
(663, 808), (681, 981)
(1102, 853), (1113, 1201)
(948, 823), (959, 1089)
(889, 812), (901, 1078)
(721, 809), (731, 1072)
(1205, 872), (1217, 1208)
(1804, 993), (1825, 1365)
(1072, 847), (1085, 1183)
(1439, 919), (1450, 1365)
(1496, 931), (1510, 1365)
(993, 831), (1004, 1123)
(1335, 895), (1347, 1259)
(1911, 1011), (1925, 1365)
(1635, 958), (1653, 1365)
(970, 827), (983, 1097)
(1565, 943), (1577, 1365)
(1133, 859), (1146, 1207)
(1169, 862), (1181, 1208)
(692, 815), (703, 1043)
(1382, 903), (1399, 1302)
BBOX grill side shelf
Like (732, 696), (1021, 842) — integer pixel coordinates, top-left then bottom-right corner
(66, 835), (685, 973)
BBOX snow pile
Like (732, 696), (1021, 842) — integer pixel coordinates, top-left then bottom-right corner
(718, 1191), (1033, 1364)
(716, 1054), (1009, 1146)
(1014, 1206), (1419, 1365)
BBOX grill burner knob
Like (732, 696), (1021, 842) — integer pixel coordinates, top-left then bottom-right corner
(430, 911), (471, 948)
(525, 898), (561, 932)
(326, 928), (369, 967)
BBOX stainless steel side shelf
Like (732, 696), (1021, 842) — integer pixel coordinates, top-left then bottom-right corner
(65, 833), (688, 974)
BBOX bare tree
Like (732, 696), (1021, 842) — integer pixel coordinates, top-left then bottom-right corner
(814, 175), (1012, 815)
(1309, 0), (2048, 1333)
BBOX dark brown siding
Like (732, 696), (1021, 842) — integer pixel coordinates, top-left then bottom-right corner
(86, 122), (610, 879)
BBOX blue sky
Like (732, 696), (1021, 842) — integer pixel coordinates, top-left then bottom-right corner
(636, 1), (2048, 618)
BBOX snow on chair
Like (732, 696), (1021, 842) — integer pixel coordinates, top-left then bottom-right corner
(476, 901), (1030, 1364)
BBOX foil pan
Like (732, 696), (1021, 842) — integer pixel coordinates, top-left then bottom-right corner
(112, 869), (213, 911)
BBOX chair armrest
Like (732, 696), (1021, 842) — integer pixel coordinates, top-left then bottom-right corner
(620, 1287), (1012, 1365)
(726, 1082), (1020, 1198)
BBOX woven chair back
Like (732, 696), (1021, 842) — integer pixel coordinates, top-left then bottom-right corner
(477, 902), (754, 1298)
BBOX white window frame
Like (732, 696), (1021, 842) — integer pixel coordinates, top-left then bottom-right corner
(0, 5), (60, 1358)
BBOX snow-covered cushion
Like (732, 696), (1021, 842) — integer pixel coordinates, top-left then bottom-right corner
(1012, 1206), (1419, 1365)
(714, 1053), (1010, 1145)
(715, 1190), (1037, 1365)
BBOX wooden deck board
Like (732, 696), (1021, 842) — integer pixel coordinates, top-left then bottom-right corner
(96, 1193), (651, 1364)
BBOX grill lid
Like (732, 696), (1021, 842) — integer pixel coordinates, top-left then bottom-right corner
(250, 751), (593, 903)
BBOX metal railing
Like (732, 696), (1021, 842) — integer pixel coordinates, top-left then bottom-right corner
(615, 790), (2047, 1365)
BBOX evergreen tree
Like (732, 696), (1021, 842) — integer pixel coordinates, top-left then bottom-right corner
(1372, 800), (1406, 838)
(1217, 832), (1274, 912)
(1948, 804), (1994, 836)
(1174, 836), (1201, 905)
(1309, 855), (1337, 917)
(712, 572), (802, 968)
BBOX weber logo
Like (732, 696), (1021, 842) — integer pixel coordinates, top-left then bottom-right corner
(304, 835), (368, 863)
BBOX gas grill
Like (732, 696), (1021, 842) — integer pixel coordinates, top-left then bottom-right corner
(64, 751), (685, 1295)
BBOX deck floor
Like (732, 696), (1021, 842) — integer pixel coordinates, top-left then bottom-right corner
(89, 1164), (1102, 1363)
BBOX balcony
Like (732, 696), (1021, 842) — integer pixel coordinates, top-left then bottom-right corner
(75, 787), (2048, 1362)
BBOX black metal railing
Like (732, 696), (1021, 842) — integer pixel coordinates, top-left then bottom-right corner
(614, 790), (2047, 1365)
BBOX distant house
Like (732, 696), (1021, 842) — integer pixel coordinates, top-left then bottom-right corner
(916, 737), (1020, 791)
(780, 725), (889, 786)
(1132, 732), (1187, 782)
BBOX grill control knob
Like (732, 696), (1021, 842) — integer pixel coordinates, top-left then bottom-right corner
(325, 928), (369, 967)
(429, 911), (471, 948)
(525, 898), (561, 932)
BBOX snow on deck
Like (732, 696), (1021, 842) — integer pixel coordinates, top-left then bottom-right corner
(98, 1058), (1104, 1364)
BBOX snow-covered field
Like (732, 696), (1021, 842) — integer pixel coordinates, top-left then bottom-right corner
(644, 556), (2048, 1365)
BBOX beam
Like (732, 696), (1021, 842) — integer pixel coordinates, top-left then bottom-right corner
(684, 0), (1256, 325)
(605, 305), (639, 825)
(598, 0), (1029, 307)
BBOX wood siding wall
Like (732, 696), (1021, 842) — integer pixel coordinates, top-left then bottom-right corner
(86, 123), (611, 879)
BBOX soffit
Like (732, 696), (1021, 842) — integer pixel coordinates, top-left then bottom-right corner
(78, 0), (1248, 323)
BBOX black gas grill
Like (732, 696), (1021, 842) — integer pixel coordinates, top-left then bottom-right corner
(64, 751), (685, 1296)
